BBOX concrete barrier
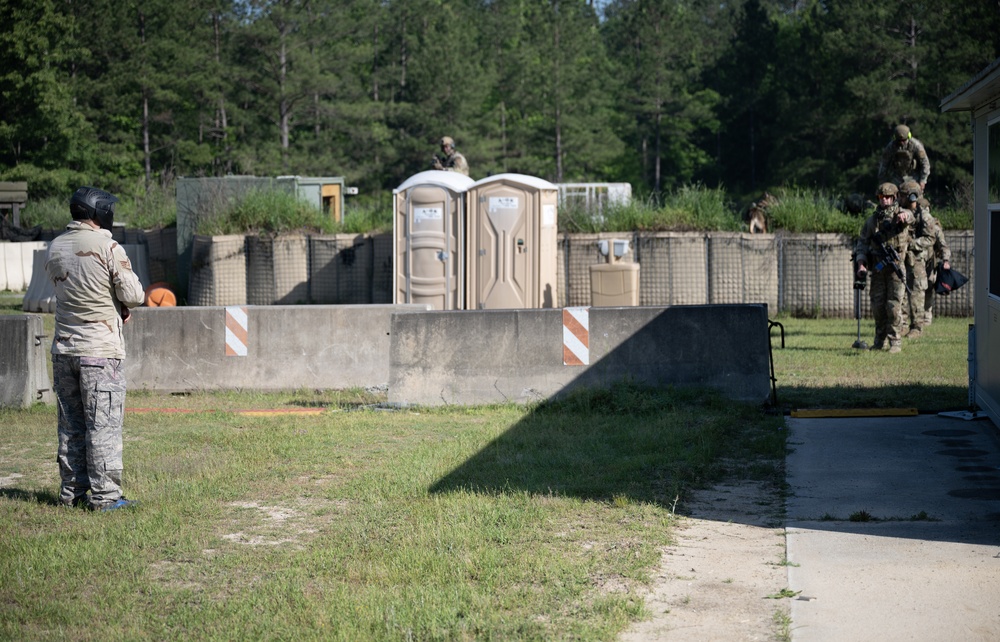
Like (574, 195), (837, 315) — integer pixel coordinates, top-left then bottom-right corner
(0, 315), (53, 408)
(388, 304), (772, 406)
(123, 304), (431, 392)
(0, 241), (47, 291)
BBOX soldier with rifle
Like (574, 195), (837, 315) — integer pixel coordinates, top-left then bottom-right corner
(854, 182), (913, 353)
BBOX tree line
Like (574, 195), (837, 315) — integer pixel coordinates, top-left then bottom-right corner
(2, 0), (998, 207)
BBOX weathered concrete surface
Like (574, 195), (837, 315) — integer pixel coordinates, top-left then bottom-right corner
(786, 415), (1000, 641)
(388, 304), (771, 406)
(123, 305), (429, 392)
(0, 315), (52, 408)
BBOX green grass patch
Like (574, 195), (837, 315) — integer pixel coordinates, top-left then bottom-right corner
(765, 188), (862, 234)
(0, 384), (784, 640)
(196, 189), (335, 236)
(771, 315), (970, 412)
(560, 184), (742, 233)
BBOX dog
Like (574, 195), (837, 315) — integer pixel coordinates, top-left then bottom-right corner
(746, 192), (777, 234)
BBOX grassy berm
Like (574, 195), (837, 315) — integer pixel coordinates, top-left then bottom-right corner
(0, 311), (971, 640)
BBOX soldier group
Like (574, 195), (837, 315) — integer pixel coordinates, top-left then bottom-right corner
(854, 124), (951, 353)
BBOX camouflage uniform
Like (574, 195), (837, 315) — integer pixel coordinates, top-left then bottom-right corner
(436, 149), (469, 176)
(432, 136), (470, 176)
(46, 220), (145, 509)
(855, 202), (911, 350)
(902, 200), (936, 335)
(923, 205), (951, 325)
(878, 136), (930, 187)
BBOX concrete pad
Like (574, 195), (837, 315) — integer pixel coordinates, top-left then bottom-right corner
(786, 415), (1000, 641)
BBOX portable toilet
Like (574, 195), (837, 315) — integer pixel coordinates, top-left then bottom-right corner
(393, 170), (475, 310)
(465, 173), (559, 309)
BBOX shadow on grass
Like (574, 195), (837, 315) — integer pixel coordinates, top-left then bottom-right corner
(0, 487), (61, 506)
(429, 380), (1000, 546)
(777, 383), (969, 415)
(429, 383), (784, 509)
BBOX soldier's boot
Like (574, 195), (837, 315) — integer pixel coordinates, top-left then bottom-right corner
(870, 333), (886, 350)
(889, 341), (902, 354)
(907, 326), (922, 338)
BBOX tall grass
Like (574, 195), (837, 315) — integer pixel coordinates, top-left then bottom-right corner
(764, 188), (862, 234)
(196, 189), (334, 236)
(19, 179), (177, 231)
(560, 184), (741, 233)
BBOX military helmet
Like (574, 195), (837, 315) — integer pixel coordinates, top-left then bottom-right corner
(894, 124), (911, 140)
(898, 180), (921, 202)
(69, 186), (118, 231)
(440, 136), (455, 148)
(876, 182), (898, 197)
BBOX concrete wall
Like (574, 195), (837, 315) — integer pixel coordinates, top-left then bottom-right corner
(388, 304), (771, 406)
(123, 304), (431, 392)
(0, 315), (53, 408)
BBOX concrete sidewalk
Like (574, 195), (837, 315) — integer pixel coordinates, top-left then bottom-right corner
(786, 414), (1000, 641)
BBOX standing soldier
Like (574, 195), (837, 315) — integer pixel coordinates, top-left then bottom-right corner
(878, 124), (930, 191)
(898, 181), (936, 338)
(46, 187), (146, 511)
(431, 136), (469, 176)
(854, 183), (913, 353)
(922, 196), (951, 326)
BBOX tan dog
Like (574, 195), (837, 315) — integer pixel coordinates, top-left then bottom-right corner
(746, 192), (777, 234)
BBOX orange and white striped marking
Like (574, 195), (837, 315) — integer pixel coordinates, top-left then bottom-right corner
(225, 306), (248, 357)
(563, 307), (589, 366)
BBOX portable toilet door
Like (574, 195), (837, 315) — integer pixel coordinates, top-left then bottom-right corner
(466, 173), (559, 309)
(393, 170), (474, 310)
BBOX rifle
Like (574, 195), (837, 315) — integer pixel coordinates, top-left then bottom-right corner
(871, 230), (911, 294)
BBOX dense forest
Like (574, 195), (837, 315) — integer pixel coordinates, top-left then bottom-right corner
(2, 0), (999, 208)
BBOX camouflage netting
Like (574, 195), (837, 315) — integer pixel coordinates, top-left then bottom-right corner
(707, 233), (778, 309)
(309, 234), (374, 304)
(170, 230), (973, 316)
(371, 233), (393, 304)
(933, 231), (974, 318)
(246, 235), (309, 305)
(779, 233), (855, 318)
(141, 227), (178, 286)
(187, 234), (247, 306)
(635, 232), (708, 306)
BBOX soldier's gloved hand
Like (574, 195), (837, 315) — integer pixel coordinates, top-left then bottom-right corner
(121, 305), (132, 324)
(855, 263), (867, 280)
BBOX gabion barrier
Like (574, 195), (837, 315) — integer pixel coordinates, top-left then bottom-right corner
(36, 229), (965, 314)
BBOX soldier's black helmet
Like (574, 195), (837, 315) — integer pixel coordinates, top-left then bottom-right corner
(69, 186), (118, 231)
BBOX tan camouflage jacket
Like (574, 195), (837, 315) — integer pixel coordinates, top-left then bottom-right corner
(439, 150), (469, 176)
(46, 221), (145, 358)
(878, 137), (930, 185)
(905, 204), (938, 267)
(855, 203), (911, 270)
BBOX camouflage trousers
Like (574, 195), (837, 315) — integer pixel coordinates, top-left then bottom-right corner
(53, 355), (127, 509)
(903, 259), (930, 330)
(869, 267), (906, 345)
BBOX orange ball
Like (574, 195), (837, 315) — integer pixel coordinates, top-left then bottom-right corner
(145, 282), (177, 307)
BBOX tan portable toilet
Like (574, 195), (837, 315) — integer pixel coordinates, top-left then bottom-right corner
(393, 170), (475, 310)
(466, 173), (559, 309)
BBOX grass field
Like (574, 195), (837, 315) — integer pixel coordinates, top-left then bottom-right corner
(0, 298), (973, 640)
